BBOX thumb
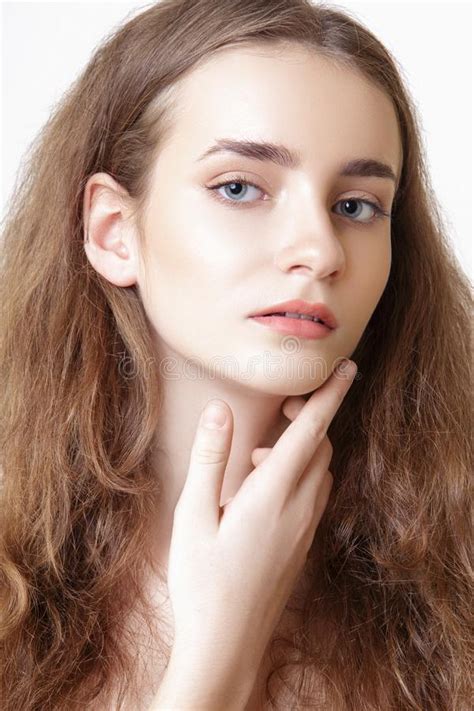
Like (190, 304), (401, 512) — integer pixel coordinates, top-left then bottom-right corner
(179, 399), (233, 532)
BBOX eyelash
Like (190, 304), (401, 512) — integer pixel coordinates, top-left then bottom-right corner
(206, 174), (391, 223)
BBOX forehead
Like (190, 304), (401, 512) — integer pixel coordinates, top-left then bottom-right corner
(163, 43), (402, 176)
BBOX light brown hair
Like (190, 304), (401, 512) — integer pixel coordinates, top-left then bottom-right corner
(1, 1), (472, 709)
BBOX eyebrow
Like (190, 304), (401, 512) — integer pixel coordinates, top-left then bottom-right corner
(196, 138), (398, 184)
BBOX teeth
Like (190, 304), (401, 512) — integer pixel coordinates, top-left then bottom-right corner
(284, 311), (324, 324)
(271, 311), (324, 324)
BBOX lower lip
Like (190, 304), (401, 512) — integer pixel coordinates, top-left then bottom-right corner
(249, 315), (333, 339)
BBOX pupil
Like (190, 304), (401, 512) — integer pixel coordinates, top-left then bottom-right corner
(344, 199), (358, 214)
(228, 182), (244, 196)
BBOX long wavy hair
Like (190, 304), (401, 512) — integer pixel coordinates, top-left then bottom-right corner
(1, 1), (472, 709)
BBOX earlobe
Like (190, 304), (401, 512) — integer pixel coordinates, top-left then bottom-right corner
(84, 238), (136, 287)
(83, 237), (137, 288)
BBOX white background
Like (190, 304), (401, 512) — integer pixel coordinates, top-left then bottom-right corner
(1, 0), (472, 279)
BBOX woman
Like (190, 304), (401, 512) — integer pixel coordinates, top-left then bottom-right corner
(0, 1), (471, 709)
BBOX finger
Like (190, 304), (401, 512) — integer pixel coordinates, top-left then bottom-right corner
(260, 360), (357, 495)
(218, 494), (236, 524)
(296, 435), (333, 490)
(294, 461), (334, 551)
(290, 438), (333, 528)
(253, 396), (318, 467)
(176, 399), (233, 532)
(250, 398), (305, 469)
(251, 447), (272, 468)
(254, 394), (325, 468)
(281, 395), (307, 422)
(306, 469), (334, 540)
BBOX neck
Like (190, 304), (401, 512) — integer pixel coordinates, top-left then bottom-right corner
(148, 348), (290, 571)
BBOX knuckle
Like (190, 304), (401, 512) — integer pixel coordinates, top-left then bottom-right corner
(304, 417), (326, 441)
(194, 446), (227, 466)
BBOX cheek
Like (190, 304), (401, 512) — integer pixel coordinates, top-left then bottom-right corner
(355, 233), (391, 299)
(375, 234), (392, 295)
(342, 235), (391, 340)
(136, 229), (238, 353)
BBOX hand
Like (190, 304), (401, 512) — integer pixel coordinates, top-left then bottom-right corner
(165, 359), (358, 700)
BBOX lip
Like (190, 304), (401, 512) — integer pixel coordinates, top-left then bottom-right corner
(248, 299), (339, 330)
(249, 314), (333, 340)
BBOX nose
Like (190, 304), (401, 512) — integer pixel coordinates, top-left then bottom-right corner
(274, 207), (346, 280)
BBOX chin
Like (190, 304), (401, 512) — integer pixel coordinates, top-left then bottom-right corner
(233, 372), (328, 398)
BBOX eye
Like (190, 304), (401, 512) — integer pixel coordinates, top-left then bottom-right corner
(333, 198), (391, 223)
(206, 175), (265, 207)
(206, 175), (391, 223)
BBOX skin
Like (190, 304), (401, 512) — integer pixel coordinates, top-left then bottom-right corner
(83, 43), (402, 579)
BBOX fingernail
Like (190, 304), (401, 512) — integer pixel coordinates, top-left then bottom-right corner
(202, 401), (227, 429)
(337, 359), (357, 376)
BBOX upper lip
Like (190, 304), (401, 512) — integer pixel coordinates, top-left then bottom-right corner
(248, 299), (338, 330)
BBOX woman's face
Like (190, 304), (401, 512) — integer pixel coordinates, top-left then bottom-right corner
(136, 43), (402, 394)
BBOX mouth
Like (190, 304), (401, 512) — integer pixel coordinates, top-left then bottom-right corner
(248, 299), (338, 331)
(248, 313), (334, 340)
(261, 311), (326, 324)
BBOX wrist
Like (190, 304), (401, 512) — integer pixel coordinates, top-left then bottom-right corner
(149, 644), (256, 710)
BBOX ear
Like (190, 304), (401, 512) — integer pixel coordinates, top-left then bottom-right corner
(83, 172), (139, 287)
